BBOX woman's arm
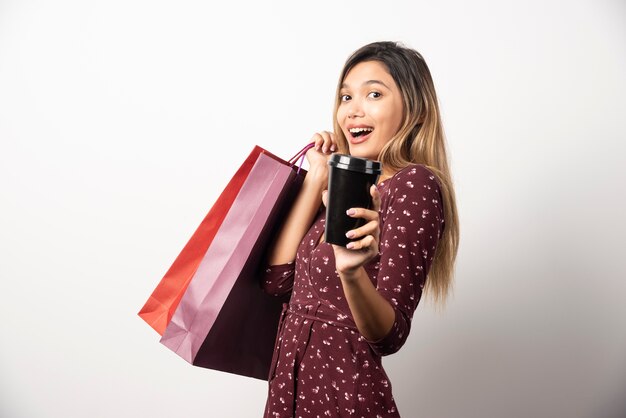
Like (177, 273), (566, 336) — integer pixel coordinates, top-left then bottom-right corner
(338, 266), (396, 341)
(321, 185), (395, 341)
(327, 166), (445, 355)
(267, 132), (336, 265)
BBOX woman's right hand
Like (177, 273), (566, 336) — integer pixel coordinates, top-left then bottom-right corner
(306, 131), (337, 170)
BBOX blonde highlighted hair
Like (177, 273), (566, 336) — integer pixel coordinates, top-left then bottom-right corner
(332, 41), (460, 308)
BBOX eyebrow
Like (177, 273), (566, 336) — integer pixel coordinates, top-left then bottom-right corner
(340, 79), (391, 90)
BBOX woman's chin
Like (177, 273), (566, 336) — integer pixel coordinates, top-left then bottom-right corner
(348, 147), (377, 161)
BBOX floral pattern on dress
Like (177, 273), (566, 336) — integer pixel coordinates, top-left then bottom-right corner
(262, 164), (445, 417)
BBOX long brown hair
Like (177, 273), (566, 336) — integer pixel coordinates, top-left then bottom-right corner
(332, 41), (460, 308)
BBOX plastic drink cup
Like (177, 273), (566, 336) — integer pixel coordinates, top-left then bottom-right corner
(325, 154), (382, 247)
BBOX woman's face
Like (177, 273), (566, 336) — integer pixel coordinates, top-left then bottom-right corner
(336, 60), (404, 161)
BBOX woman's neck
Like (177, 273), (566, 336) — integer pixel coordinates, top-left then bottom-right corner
(378, 169), (397, 184)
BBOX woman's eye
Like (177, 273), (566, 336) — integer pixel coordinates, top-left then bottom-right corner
(368, 91), (381, 99)
(340, 94), (351, 102)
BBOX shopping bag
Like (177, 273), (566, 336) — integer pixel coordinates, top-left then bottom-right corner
(159, 144), (313, 380)
(138, 146), (265, 335)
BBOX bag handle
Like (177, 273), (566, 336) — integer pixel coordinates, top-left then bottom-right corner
(288, 142), (316, 163)
(288, 142), (317, 175)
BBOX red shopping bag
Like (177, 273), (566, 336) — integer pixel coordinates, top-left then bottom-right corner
(159, 146), (312, 380)
(138, 146), (265, 335)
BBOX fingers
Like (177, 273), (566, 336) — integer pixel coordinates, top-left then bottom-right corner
(321, 189), (328, 207)
(345, 218), (379, 241)
(344, 185), (381, 249)
(312, 131), (336, 153)
(370, 184), (381, 213)
(343, 185), (380, 220)
(346, 234), (376, 250)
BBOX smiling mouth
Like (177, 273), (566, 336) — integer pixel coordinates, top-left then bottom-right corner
(349, 127), (374, 138)
(348, 127), (374, 144)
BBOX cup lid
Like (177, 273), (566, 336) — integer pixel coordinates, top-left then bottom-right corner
(328, 153), (382, 175)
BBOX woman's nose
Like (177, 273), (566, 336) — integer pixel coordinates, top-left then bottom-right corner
(347, 100), (364, 118)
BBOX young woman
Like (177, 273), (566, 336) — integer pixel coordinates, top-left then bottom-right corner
(261, 41), (459, 418)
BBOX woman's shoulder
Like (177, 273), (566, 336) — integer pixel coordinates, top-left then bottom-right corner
(378, 164), (445, 227)
(379, 164), (441, 193)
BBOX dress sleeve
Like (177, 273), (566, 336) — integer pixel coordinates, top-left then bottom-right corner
(260, 261), (295, 297)
(365, 165), (445, 356)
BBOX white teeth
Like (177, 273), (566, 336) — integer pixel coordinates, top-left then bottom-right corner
(349, 127), (374, 133)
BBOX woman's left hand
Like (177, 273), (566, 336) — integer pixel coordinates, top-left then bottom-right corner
(322, 184), (382, 279)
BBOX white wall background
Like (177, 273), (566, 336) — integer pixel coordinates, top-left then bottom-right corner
(1, 0), (625, 417)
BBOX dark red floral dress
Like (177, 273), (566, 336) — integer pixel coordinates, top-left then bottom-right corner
(262, 164), (445, 418)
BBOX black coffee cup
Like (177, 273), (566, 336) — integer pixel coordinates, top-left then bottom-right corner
(325, 154), (382, 247)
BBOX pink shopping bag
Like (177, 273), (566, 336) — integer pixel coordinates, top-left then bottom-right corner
(159, 144), (312, 380)
(138, 146), (265, 335)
